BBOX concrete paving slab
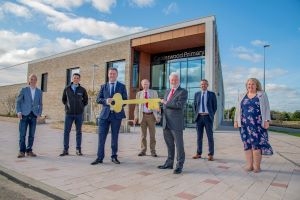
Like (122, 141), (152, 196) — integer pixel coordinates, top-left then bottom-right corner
(0, 120), (300, 200)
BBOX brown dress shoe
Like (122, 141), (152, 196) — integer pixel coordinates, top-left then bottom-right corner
(208, 155), (214, 161)
(192, 154), (201, 159)
(27, 151), (37, 157)
(17, 152), (25, 158)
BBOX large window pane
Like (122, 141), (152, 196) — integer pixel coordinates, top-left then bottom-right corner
(66, 67), (80, 85)
(41, 73), (48, 92)
(107, 60), (125, 84)
(151, 64), (165, 97)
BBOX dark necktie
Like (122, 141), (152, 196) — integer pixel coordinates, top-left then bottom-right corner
(144, 91), (148, 108)
(110, 83), (115, 97)
(201, 92), (205, 112)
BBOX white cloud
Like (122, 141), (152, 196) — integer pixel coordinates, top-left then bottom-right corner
(231, 46), (263, 63)
(37, 0), (84, 10)
(0, 29), (99, 85)
(91, 0), (116, 13)
(54, 37), (99, 50)
(251, 39), (269, 47)
(0, 30), (41, 48)
(163, 2), (179, 15)
(19, 0), (145, 39)
(1, 2), (32, 18)
(130, 0), (155, 8)
(0, 63), (28, 86)
(0, 30), (41, 66)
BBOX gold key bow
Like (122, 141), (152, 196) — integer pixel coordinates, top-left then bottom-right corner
(110, 93), (161, 113)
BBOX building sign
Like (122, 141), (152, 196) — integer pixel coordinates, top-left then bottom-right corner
(151, 47), (205, 64)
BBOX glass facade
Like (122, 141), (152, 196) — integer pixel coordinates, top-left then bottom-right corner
(151, 48), (205, 127)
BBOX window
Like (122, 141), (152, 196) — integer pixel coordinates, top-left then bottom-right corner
(132, 50), (140, 88)
(41, 73), (48, 92)
(107, 60), (125, 83)
(66, 67), (80, 85)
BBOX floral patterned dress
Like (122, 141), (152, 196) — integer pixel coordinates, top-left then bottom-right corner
(240, 95), (273, 155)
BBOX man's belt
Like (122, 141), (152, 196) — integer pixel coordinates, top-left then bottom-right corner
(143, 112), (153, 115)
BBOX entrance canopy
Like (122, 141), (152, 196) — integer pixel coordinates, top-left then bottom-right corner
(131, 24), (205, 54)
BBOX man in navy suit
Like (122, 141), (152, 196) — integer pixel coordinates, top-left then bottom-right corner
(91, 67), (128, 165)
(193, 79), (217, 161)
(16, 74), (43, 158)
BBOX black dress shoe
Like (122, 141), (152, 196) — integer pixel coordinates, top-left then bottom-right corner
(173, 168), (182, 174)
(59, 151), (68, 156)
(76, 149), (83, 156)
(157, 164), (173, 169)
(138, 152), (146, 156)
(111, 157), (120, 164)
(151, 153), (158, 157)
(91, 158), (103, 165)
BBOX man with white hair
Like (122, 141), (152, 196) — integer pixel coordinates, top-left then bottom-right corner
(157, 72), (188, 174)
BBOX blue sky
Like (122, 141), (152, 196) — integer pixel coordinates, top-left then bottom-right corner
(0, 0), (299, 112)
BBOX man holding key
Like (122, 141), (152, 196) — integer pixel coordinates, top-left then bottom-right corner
(91, 67), (128, 165)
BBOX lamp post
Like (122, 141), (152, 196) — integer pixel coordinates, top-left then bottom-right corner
(263, 44), (270, 91)
(92, 64), (99, 92)
(91, 64), (99, 122)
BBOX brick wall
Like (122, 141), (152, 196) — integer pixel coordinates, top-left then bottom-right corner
(26, 40), (131, 121)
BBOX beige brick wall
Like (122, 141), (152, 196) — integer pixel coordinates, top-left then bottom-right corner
(0, 83), (27, 115)
(27, 40), (131, 121)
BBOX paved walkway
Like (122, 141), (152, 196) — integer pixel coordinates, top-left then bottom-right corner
(0, 120), (299, 200)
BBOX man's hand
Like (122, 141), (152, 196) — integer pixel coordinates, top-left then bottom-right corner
(133, 118), (138, 125)
(17, 113), (22, 119)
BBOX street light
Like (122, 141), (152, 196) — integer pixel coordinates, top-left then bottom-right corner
(263, 44), (270, 91)
(91, 64), (99, 122)
(92, 64), (99, 92)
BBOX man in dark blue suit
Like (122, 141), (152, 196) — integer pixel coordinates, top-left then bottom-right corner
(16, 74), (43, 158)
(193, 79), (217, 161)
(91, 67), (127, 165)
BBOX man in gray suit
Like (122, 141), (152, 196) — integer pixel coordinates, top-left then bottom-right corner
(16, 74), (43, 158)
(158, 72), (188, 174)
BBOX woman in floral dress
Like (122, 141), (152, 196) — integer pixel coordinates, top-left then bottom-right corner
(234, 78), (273, 173)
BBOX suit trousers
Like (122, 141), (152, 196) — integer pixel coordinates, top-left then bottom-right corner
(196, 115), (214, 156)
(140, 113), (156, 154)
(63, 114), (83, 151)
(97, 112), (122, 160)
(163, 128), (185, 169)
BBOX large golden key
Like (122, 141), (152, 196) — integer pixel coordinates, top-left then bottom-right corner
(110, 93), (161, 113)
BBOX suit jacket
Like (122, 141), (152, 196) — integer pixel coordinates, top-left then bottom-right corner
(162, 86), (188, 131)
(193, 90), (217, 122)
(16, 86), (43, 116)
(134, 89), (161, 124)
(96, 81), (127, 120)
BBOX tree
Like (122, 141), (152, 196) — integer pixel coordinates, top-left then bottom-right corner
(292, 111), (300, 120)
(1, 93), (17, 116)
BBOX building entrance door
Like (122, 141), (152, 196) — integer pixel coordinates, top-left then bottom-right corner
(151, 56), (205, 127)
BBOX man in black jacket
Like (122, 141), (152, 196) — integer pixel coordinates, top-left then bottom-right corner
(60, 73), (88, 156)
